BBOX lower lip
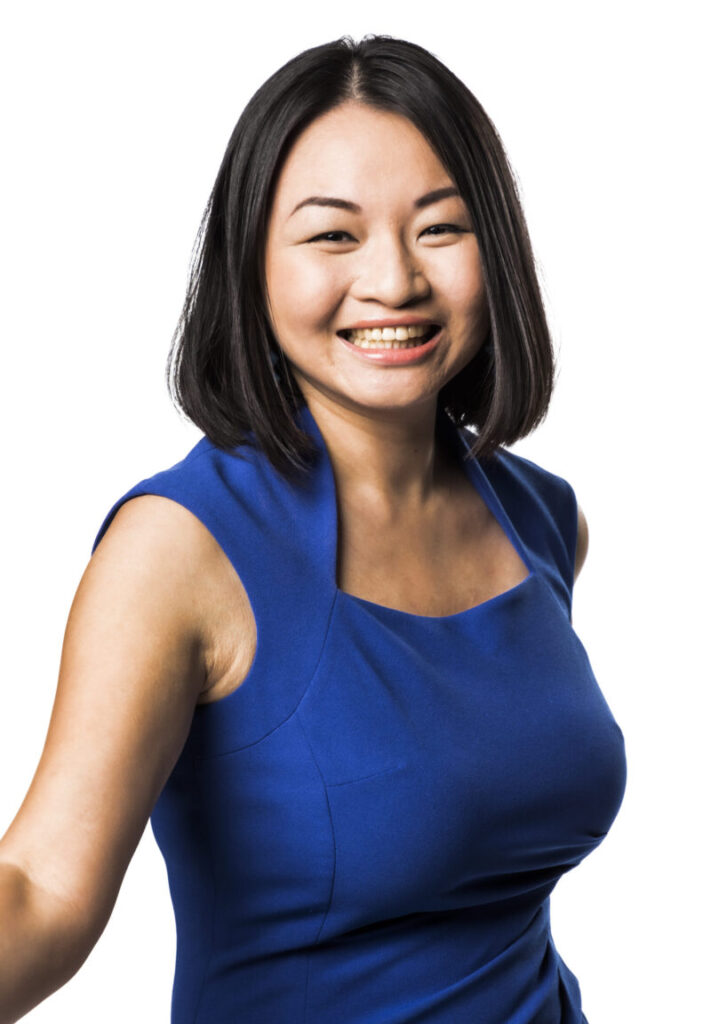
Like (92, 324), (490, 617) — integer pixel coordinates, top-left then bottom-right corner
(337, 328), (443, 365)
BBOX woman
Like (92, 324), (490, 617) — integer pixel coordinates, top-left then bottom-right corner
(0, 34), (627, 1024)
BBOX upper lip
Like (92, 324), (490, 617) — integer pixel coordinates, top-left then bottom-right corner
(339, 316), (439, 330)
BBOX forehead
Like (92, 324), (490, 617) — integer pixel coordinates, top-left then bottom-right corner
(269, 102), (452, 218)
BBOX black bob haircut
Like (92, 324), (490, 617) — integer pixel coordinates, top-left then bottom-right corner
(167, 33), (556, 482)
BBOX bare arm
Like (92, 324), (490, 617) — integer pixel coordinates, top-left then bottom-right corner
(0, 495), (216, 1023)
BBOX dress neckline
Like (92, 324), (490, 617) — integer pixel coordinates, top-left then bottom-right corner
(296, 401), (536, 622)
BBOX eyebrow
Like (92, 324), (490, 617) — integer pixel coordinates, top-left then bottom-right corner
(288, 186), (461, 219)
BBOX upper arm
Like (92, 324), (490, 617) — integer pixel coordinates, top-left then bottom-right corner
(573, 502), (589, 582)
(0, 494), (212, 946)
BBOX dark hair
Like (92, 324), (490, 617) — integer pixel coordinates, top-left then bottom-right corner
(167, 33), (556, 481)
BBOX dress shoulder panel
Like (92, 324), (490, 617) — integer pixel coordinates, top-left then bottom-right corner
(468, 437), (579, 618)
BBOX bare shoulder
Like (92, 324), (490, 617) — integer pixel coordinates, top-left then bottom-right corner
(92, 494), (216, 675)
(98, 494), (256, 700)
(574, 502), (589, 582)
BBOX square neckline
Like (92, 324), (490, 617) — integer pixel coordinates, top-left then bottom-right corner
(299, 402), (537, 622)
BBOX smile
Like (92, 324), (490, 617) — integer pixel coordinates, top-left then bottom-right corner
(337, 323), (440, 349)
(336, 325), (443, 365)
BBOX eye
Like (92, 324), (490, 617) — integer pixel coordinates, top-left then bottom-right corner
(422, 224), (464, 236)
(308, 231), (354, 243)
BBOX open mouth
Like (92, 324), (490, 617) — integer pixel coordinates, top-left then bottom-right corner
(337, 324), (441, 350)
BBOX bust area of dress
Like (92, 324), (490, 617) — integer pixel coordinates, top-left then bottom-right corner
(196, 432), (532, 706)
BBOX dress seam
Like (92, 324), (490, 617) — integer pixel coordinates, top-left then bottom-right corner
(192, 589), (339, 761)
(192, 753), (218, 1024)
(294, 713), (338, 1024)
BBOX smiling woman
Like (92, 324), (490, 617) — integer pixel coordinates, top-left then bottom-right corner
(165, 35), (555, 479)
(0, 32), (626, 1024)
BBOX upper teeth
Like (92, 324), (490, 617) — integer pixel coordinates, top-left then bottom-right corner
(344, 324), (432, 343)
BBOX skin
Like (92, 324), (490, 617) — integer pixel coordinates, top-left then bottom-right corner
(0, 99), (588, 1022)
(574, 505), (589, 582)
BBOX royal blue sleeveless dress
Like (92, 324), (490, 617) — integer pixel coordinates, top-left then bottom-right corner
(91, 400), (627, 1024)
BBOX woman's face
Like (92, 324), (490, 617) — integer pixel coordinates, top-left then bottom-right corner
(264, 101), (490, 419)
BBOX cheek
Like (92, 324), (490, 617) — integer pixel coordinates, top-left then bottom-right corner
(431, 245), (486, 314)
(268, 252), (345, 335)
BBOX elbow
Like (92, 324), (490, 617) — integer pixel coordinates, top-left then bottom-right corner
(0, 860), (100, 1023)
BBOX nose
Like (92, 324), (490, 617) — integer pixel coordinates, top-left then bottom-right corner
(350, 232), (430, 307)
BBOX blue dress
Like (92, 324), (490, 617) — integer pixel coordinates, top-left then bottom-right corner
(91, 400), (627, 1023)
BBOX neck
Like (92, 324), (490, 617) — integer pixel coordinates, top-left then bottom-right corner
(301, 393), (456, 516)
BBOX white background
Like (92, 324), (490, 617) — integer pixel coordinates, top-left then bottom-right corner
(1, 1), (708, 1021)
